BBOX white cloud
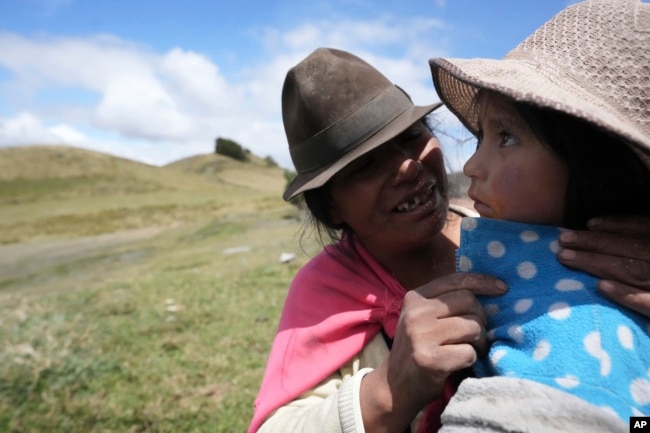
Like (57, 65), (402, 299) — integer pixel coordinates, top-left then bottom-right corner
(0, 112), (62, 145)
(161, 48), (243, 115)
(49, 123), (87, 144)
(0, 15), (454, 169)
(95, 73), (193, 140)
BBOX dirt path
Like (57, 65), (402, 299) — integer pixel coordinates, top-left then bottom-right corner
(0, 227), (166, 281)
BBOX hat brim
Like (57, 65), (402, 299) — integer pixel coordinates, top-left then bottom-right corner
(283, 101), (442, 201)
(429, 57), (650, 161)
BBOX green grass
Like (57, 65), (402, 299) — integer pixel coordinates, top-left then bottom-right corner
(0, 211), (313, 432)
(0, 145), (317, 432)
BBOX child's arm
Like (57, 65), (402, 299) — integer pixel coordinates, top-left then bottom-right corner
(557, 215), (650, 318)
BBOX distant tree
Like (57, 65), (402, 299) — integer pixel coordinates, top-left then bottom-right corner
(263, 156), (278, 167)
(215, 137), (248, 162)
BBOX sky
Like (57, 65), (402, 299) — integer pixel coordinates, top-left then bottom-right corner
(0, 0), (578, 172)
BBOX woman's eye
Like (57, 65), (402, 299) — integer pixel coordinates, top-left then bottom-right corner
(347, 156), (374, 175)
(404, 130), (424, 142)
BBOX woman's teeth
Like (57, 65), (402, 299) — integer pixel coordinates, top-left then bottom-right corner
(395, 186), (434, 213)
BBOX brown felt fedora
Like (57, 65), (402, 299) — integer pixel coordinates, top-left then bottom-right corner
(282, 47), (442, 201)
(429, 0), (650, 166)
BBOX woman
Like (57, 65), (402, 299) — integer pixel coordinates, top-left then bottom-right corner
(249, 46), (650, 433)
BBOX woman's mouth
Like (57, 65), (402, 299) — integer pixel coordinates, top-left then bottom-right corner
(394, 184), (436, 213)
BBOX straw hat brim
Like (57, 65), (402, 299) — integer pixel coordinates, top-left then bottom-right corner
(430, 57), (650, 160)
(283, 102), (441, 201)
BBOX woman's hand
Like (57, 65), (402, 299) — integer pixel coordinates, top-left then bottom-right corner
(360, 273), (507, 433)
(557, 215), (650, 318)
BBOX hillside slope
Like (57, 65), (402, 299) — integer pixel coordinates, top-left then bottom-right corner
(165, 152), (286, 194)
(0, 145), (290, 244)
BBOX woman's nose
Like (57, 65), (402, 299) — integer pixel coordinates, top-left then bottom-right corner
(393, 158), (422, 185)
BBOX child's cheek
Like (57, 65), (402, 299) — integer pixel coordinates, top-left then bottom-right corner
(491, 166), (525, 219)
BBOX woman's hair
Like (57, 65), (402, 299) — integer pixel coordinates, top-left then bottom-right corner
(300, 117), (439, 246)
(477, 90), (650, 229)
(302, 181), (349, 245)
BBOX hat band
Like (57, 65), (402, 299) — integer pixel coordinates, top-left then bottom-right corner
(291, 85), (412, 173)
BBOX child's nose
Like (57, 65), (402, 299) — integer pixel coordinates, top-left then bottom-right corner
(463, 148), (483, 179)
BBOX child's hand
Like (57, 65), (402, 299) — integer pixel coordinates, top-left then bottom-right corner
(557, 215), (650, 318)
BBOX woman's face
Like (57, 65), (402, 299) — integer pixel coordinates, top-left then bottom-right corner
(463, 93), (568, 225)
(328, 121), (449, 251)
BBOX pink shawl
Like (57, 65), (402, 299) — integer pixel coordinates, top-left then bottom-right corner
(248, 238), (457, 433)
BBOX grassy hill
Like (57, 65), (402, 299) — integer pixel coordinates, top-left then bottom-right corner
(0, 146), (289, 244)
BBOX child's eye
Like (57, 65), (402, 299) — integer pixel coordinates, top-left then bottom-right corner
(500, 132), (518, 148)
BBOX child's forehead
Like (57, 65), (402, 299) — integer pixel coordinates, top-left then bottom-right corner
(477, 92), (527, 130)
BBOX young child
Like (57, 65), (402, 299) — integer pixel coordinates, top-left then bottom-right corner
(429, 0), (650, 429)
(456, 90), (650, 421)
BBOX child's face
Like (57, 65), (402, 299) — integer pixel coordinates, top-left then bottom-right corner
(463, 93), (568, 225)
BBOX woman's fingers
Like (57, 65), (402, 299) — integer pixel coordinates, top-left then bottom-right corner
(558, 225), (650, 290)
(558, 215), (650, 318)
(586, 215), (650, 237)
(558, 248), (650, 290)
(414, 272), (507, 299)
(598, 280), (650, 318)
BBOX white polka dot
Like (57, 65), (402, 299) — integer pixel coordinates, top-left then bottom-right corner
(462, 218), (478, 231)
(584, 332), (611, 376)
(533, 340), (551, 361)
(458, 255), (472, 271)
(548, 302), (571, 320)
(514, 298), (533, 314)
(555, 375), (580, 389)
(490, 348), (508, 364)
(487, 240), (505, 258)
(617, 325), (634, 350)
(517, 261), (537, 279)
(507, 325), (525, 344)
(630, 378), (650, 405)
(549, 240), (560, 254)
(598, 406), (619, 419)
(520, 230), (539, 242)
(483, 303), (500, 317)
(555, 279), (584, 291)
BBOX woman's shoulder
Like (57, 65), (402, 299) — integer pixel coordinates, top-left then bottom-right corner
(449, 200), (479, 218)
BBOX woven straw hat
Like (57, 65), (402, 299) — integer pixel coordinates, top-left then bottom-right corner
(429, 0), (650, 164)
(282, 48), (441, 201)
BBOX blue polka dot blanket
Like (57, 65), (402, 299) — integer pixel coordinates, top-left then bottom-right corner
(456, 217), (650, 421)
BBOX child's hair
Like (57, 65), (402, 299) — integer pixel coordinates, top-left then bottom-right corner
(475, 90), (650, 229)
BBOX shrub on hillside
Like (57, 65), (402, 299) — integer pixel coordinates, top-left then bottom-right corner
(215, 137), (248, 162)
(264, 156), (278, 167)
